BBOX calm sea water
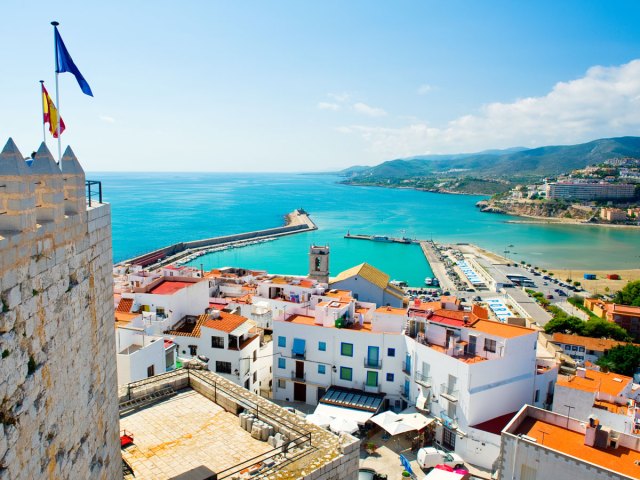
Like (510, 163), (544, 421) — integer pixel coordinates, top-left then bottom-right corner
(96, 172), (640, 286)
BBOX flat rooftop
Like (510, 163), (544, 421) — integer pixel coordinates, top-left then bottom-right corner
(556, 370), (632, 397)
(516, 416), (640, 478)
(121, 389), (273, 479)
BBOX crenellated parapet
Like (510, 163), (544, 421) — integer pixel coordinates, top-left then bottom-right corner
(0, 137), (87, 240)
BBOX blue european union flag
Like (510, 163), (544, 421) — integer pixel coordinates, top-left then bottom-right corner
(54, 27), (93, 97)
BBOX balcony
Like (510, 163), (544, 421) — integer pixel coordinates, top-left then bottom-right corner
(291, 371), (306, 382)
(440, 410), (458, 429)
(363, 383), (381, 393)
(440, 383), (459, 403)
(363, 357), (382, 369)
(402, 361), (411, 376)
(291, 349), (306, 360)
(399, 386), (410, 401)
(415, 372), (432, 388)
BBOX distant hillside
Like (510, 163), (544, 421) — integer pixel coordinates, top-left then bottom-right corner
(343, 137), (640, 180)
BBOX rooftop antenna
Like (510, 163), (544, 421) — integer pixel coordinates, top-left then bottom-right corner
(563, 404), (574, 429)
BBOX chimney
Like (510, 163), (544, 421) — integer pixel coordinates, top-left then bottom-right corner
(0, 138), (36, 233)
(463, 315), (469, 325)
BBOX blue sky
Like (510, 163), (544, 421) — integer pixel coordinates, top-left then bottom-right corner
(2, 1), (640, 171)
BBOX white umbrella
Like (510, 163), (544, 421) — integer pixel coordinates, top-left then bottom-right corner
(370, 410), (416, 436)
(306, 412), (333, 428)
(329, 416), (359, 434)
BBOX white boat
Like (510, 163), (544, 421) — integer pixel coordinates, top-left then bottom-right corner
(425, 277), (433, 285)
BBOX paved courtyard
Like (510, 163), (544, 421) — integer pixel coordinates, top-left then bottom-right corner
(121, 389), (273, 479)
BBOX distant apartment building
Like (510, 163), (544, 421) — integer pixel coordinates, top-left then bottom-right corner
(600, 207), (628, 222)
(498, 405), (640, 480)
(584, 298), (640, 340)
(552, 367), (639, 435)
(545, 181), (636, 200)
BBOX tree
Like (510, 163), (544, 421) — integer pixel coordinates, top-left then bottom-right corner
(544, 315), (585, 335)
(573, 281), (581, 287)
(582, 319), (631, 342)
(614, 280), (640, 307)
(596, 344), (640, 376)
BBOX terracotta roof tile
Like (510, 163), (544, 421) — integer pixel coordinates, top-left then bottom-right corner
(116, 298), (133, 313)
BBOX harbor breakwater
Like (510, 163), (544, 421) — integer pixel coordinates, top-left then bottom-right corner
(118, 209), (317, 268)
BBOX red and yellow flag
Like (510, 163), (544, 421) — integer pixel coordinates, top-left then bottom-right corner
(42, 83), (65, 138)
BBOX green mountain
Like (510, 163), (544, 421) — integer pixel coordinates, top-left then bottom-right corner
(343, 136), (640, 180)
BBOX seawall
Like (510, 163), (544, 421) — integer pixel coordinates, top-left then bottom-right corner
(119, 208), (317, 268)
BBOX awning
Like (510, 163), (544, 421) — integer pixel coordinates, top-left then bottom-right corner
(314, 403), (376, 425)
(229, 320), (256, 337)
(370, 411), (415, 436)
(292, 338), (306, 356)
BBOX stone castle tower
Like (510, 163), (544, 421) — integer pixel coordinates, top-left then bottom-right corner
(0, 139), (120, 479)
(308, 244), (330, 284)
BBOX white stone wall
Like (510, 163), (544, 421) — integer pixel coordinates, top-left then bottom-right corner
(0, 141), (119, 480)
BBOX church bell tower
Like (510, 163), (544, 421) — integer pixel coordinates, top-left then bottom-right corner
(308, 244), (330, 284)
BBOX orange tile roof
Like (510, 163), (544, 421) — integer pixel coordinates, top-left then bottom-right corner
(556, 370), (632, 397)
(516, 417), (640, 478)
(116, 298), (133, 313)
(202, 311), (250, 333)
(552, 333), (636, 352)
(149, 280), (195, 295)
(469, 319), (534, 339)
(285, 314), (380, 333)
(115, 311), (140, 329)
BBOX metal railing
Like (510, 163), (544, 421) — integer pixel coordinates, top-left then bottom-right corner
(291, 371), (305, 381)
(440, 383), (459, 400)
(363, 357), (382, 369)
(291, 349), (306, 360)
(440, 409), (458, 429)
(85, 180), (102, 207)
(402, 361), (411, 375)
(415, 372), (432, 388)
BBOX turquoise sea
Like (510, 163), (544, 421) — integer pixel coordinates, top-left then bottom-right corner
(97, 173), (640, 286)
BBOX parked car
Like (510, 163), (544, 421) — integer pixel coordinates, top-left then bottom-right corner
(417, 447), (464, 470)
(546, 294), (554, 299)
(557, 290), (567, 297)
(473, 296), (482, 302)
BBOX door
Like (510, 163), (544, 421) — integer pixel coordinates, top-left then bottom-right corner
(317, 387), (326, 403)
(468, 335), (477, 355)
(293, 382), (306, 402)
(443, 427), (456, 451)
(295, 361), (304, 380)
(367, 346), (379, 367)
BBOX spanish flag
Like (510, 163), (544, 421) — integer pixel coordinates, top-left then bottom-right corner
(42, 83), (65, 138)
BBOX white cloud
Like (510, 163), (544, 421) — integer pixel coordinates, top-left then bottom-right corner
(417, 84), (433, 95)
(353, 102), (387, 117)
(340, 59), (640, 158)
(99, 115), (116, 124)
(317, 102), (341, 111)
(328, 92), (350, 102)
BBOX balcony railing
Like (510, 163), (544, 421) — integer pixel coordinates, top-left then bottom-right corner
(440, 383), (459, 402)
(363, 383), (381, 393)
(399, 386), (410, 400)
(291, 349), (306, 360)
(291, 371), (306, 381)
(402, 361), (411, 376)
(440, 409), (458, 429)
(415, 372), (432, 388)
(363, 357), (382, 369)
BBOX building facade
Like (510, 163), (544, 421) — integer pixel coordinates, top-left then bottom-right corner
(545, 181), (636, 200)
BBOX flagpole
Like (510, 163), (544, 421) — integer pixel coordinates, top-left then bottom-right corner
(39, 80), (46, 145)
(51, 21), (62, 163)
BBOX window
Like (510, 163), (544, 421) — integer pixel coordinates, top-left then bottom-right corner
(278, 357), (286, 369)
(277, 378), (286, 389)
(387, 348), (396, 357)
(215, 361), (231, 374)
(366, 371), (378, 387)
(253, 350), (257, 362)
(484, 338), (496, 353)
(253, 371), (257, 383)
(188, 345), (198, 356)
(318, 364), (326, 374)
(318, 341), (326, 352)
(340, 367), (352, 381)
(341, 342), (353, 357)
(534, 389), (540, 403)
(211, 336), (224, 349)
(147, 365), (155, 377)
(278, 336), (286, 348)
(386, 373), (394, 382)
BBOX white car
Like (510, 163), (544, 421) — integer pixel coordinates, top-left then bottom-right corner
(417, 446), (465, 470)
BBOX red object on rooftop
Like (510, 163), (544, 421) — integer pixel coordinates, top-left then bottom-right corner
(120, 430), (134, 448)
